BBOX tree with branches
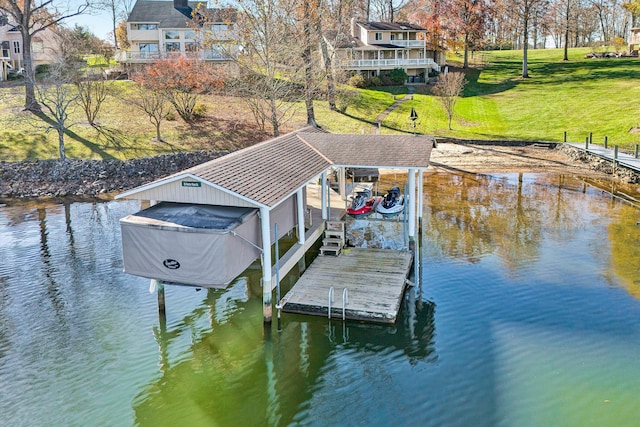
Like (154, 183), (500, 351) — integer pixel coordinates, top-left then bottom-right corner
(136, 57), (225, 122)
(0, 0), (89, 111)
(32, 63), (80, 159)
(432, 71), (466, 130)
(130, 69), (171, 142)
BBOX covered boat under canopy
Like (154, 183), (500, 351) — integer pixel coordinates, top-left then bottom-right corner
(120, 202), (261, 288)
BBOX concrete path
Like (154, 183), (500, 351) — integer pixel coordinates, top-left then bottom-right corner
(371, 85), (416, 133)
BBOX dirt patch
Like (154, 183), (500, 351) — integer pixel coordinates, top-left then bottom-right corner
(428, 142), (608, 176)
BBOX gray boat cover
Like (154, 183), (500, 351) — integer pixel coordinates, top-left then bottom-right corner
(120, 203), (261, 287)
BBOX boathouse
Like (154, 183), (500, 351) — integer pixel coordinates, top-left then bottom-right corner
(116, 127), (434, 322)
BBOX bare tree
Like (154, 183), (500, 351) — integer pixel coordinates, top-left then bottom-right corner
(130, 83), (170, 143)
(207, 0), (304, 136)
(32, 64), (80, 159)
(75, 71), (108, 127)
(0, 0), (90, 111)
(432, 71), (466, 130)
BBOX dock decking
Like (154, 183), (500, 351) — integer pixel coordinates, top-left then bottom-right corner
(566, 142), (640, 173)
(279, 247), (413, 323)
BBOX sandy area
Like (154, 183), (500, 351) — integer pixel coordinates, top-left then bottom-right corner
(427, 142), (598, 175)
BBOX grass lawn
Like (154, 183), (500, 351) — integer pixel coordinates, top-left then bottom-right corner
(384, 47), (640, 148)
(1, 46), (639, 162)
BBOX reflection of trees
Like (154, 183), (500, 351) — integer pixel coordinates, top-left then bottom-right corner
(423, 173), (588, 270)
(38, 207), (65, 313)
(134, 280), (436, 426)
(608, 203), (640, 299)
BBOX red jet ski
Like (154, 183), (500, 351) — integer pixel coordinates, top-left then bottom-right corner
(347, 188), (379, 217)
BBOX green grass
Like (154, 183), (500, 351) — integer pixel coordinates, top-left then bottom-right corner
(384, 47), (640, 148)
(2, 47), (639, 161)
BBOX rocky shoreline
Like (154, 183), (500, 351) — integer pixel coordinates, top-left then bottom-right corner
(0, 144), (638, 202)
(0, 150), (229, 201)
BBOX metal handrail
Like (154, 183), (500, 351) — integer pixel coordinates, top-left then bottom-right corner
(342, 288), (349, 320)
(328, 286), (335, 319)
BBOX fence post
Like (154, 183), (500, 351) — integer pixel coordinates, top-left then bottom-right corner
(614, 145), (619, 169)
(635, 144), (639, 159)
(589, 132), (593, 144)
(585, 137), (589, 150)
(563, 131), (567, 142)
(604, 136), (608, 149)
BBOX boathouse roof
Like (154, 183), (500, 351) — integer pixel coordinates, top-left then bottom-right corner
(116, 127), (434, 209)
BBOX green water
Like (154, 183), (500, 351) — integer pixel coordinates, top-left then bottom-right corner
(1, 172), (639, 426)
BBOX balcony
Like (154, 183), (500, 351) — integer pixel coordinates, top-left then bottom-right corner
(128, 29), (160, 42)
(344, 58), (439, 71)
(389, 40), (425, 48)
(115, 50), (230, 63)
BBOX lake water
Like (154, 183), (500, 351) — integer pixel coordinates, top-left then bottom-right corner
(1, 172), (639, 427)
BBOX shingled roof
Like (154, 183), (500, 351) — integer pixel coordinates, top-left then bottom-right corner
(128, 1), (234, 28)
(118, 127), (433, 209)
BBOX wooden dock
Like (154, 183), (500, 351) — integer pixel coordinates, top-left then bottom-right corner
(279, 247), (413, 323)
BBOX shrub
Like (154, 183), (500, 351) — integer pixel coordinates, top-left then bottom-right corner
(380, 75), (394, 86)
(193, 103), (208, 118)
(366, 76), (382, 87)
(35, 64), (50, 75)
(335, 89), (360, 113)
(348, 74), (366, 88)
(389, 68), (407, 85)
(165, 111), (177, 121)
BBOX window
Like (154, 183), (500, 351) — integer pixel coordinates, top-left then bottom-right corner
(139, 43), (159, 53)
(164, 30), (180, 40)
(165, 42), (180, 52)
(390, 34), (395, 41)
(185, 42), (198, 52)
(184, 30), (196, 39)
(135, 23), (157, 30)
(212, 24), (229, 31)
(32, 41), (44, 53)
(13, 41), (20, 54)
(375, 32), (382, 41)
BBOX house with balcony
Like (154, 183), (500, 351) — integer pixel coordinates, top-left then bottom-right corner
(115, 0), (237, 69)
(325, 19), (443, 84)
(629, 27), (640, 56)
(1, 14), (60, 80)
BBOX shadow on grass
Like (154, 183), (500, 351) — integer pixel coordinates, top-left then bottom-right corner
(32, 111), (117, 160)
(0, 131), (54, 160)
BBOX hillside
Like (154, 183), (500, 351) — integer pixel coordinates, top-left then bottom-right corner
(1, 47), (639, 162)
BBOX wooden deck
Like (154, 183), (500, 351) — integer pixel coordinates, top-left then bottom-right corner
(279, 248), (413, 323)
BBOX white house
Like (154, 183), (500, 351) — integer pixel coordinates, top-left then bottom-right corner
(0, 14), (60, 80)
(325, 19), (443, 83)
(115, 0), (237, 68)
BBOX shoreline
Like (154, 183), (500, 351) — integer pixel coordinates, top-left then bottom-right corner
(1, 143), (638, 203)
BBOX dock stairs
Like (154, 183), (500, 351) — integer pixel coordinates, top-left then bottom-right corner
(319, 221), (345, 256)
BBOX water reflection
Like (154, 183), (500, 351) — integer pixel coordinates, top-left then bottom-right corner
(1, 173), (639, 427)
(134, 270), (436, 426)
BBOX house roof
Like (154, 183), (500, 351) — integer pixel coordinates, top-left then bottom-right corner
(359, 22), (426, 32)
(128, 1), (234, 28)
(117, 127), (433, 209)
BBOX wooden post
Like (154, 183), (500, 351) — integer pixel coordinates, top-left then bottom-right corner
(635, 144), (639, 159)
(585, 137), (589, 150)
(563, 131), (567, 142)
(320, 171), (327, 220)
(156, 281), (166, 318)
(614, 145), (619, 168)
(604, 136), (608, 149)
(589, 132), (593, 144)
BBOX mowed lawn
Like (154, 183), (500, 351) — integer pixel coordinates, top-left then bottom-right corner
(1, 47), (639, 161)
(383, 47), (640, 148)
